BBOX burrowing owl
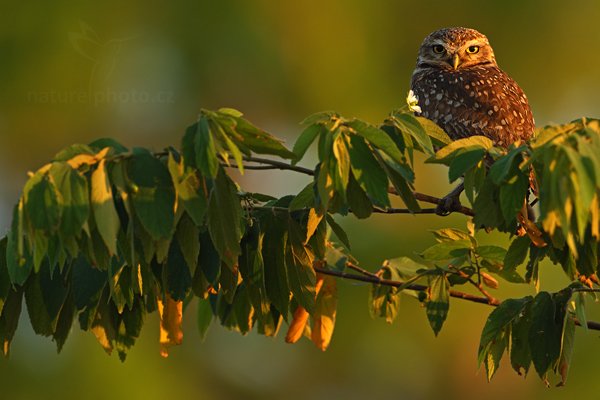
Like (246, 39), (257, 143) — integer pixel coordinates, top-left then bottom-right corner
(410, 27), (534, 146)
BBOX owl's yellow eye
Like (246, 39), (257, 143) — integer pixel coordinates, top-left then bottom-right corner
(466, 45), (480, 54)
(432, 45), (445, 54)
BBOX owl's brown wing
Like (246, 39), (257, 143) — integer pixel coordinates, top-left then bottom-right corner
(411, 65), (534, 146)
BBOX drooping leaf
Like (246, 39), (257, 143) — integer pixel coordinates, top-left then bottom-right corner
(346, 172), (372, 219)
(293, 123), (322, 164)
(529, 292), (561, 379)
(504, 236), (530, 272)
(325, 215), (351, 249)
(478, 296), (531, 366)
(262, 216), (290, 316)
(158, 294), (183, 358)
(128, 151), (176, 241)
(91, 159), (120, 255)
(311, 275), (337, 351)
(348, 119), (405, 165)
(196, 297), (213, 341)
(49, 162), (89, 237)
(24, 172), (62, 232)
(207, 168), (243, 268)
(426, 273), (449, 336)
(286, 218), (317, 313)
(347, 135), (390, 207)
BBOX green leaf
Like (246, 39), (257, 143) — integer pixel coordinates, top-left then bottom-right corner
(128, 151), (176, 241)
(504, 236), (530, 272)
(489, 146), (527, 184)
(325, 215), (351, 249)
(415, 117), (452, 147)
(196, 297), (213, 341)
(378, 156), (420, 212)
(293, 124), (321, 164)
(238, 224), (270, 318)
(0, 239), (10, 316)
(386, 257), (428, 279)
(88, 138), (128, 154)
(426, 273), (449, 336)
(300, 111), (335, 126)
(348, 119), (405, 164)
(166, 239), (193, 301)
(168, 154), (208, 226)
(49, 162), (89, 237)
(430, 136), (494, 163)
(289, 182), (315, 211)
(431, 228), (471, 243)
(370, 265), (401, 323)
(464, 161), (486, 205)
(181, 123), (197, 169)
(573, 292), (587, 332)
(476, 245), (506, 263)
(25, 262), (69, 336)
(484, 325), (508, 381)
(207, 168), (243, 268)
(54, 144), (94, 162)
(91, 159), (120, 255)
(332, 134), (351, 191)
(346, 172), (372, 219)
(420, 240), (471, 261)
(347, 135), (390, 207)
(478, 296), (531, 366)
(510, 302), (533, 376)
(394, 113), (434, 155)
(175, 213), (200, 276)
(72, 255), (106, 311)
(448, 148), (486, 182)
(0, 286), (24, 356)
(473, 178), (504, 228)
(213, 119), (245, 173)
(499, 173), (529, 222)
(233, 117), (296, 159)
(52, 291), (75, 352)
(557, 315), (576, 386)
(25, 172), (62, 231)
(529, 292), (561, 379)
(262, 216), (290, 316)
(195, 116), (219, 178)
(198, 231), (221, 285)
(286, 218), (317, 313)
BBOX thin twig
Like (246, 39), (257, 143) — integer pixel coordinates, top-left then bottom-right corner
(314, 265), (500, 306)
(234, 156), (475, 217)
(246, 205), (439, 215)
(242, 156), (315, 175)
(346, 261), (381, 279)
(453, 268), (497, 304)
(314, 265), (600, 331)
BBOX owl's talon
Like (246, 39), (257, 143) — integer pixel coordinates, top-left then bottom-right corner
(435, 195), (462, 216)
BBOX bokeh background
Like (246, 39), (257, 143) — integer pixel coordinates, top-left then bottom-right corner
(1, 1), (600, 398)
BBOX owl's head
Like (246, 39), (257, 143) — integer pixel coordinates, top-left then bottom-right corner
(415, 27), (497, 71)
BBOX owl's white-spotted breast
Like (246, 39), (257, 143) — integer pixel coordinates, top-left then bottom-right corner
(410, 27), (535, 146)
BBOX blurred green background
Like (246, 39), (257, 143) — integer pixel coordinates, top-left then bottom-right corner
(1, 0), (600, 398)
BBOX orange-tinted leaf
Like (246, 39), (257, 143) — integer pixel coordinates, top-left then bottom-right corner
(158, 294), (183, 358)
(90, 300), (116, 355)
(285, 305), (310, 344)
(285, 276), (325, 344)
(311, 275), (337, 351)
(481, 272), (499, 289)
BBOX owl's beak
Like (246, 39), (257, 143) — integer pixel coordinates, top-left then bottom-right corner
(452, 53), (461, 70)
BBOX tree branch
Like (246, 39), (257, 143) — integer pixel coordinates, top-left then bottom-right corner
(246, 205), (439, 215)
(313, 265), (600, 331)
(226, 156), (475, 217)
